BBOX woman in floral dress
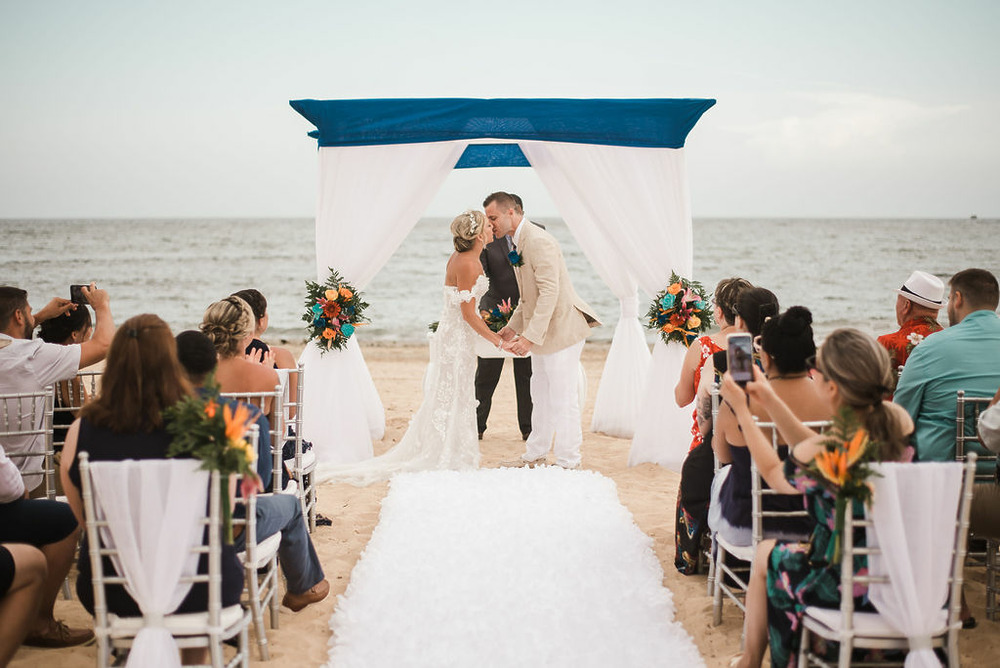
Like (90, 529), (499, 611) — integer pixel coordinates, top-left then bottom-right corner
(720, 329), (914, 667)
(672, 277), (752, 574)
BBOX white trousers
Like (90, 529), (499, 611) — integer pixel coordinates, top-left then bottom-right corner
(522, 340), (585, 468)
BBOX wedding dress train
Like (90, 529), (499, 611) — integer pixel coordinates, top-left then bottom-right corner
(315, 275), (487, 486)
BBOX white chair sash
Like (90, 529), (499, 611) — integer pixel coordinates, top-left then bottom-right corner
(866, 462), (963, 668)
(90, 459), (209, 668)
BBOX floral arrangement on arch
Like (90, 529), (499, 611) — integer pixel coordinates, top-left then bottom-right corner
(804, 408), (881, 564)
(481, 298), (514, 333)
(165, 382), (261, 543)
(303, 268), (369, 354)
(645, 272), (713, 347)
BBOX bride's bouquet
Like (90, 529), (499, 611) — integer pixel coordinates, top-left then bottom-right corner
(303, 268), (369, 354)
(645, 272), (713, 347)
(481, 298), (514, 333)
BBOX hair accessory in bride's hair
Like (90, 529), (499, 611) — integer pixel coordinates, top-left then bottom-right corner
(467, 211), (478, 235)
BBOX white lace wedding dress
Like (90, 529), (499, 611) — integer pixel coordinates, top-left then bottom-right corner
(318, 275), (486, 486)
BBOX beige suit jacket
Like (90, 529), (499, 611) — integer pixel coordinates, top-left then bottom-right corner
(506, 221), (601, 355)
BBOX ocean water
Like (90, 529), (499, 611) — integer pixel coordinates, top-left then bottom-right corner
(1, 217), (997, 345)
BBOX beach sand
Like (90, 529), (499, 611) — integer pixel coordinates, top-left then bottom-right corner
(11, 342), (998, 667)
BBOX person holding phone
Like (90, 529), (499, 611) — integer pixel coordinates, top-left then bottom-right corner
(709, 306), (830, 549)
(0, 282), (113, 648)
(0, 283), (113, 491)
(720, 329), (913, 668)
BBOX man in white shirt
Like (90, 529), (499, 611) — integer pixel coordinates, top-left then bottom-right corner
(0, 284), (114, 492)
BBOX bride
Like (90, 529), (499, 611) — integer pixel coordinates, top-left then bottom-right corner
(317, 210), (509, 485)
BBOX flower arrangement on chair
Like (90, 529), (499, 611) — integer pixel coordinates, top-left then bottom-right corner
(804, 408), (881, 563)
(645, 272), (713, 347)
(303, 268), (369, 355)
(481, 298), (514, 333)
(165, 382), (261, 543)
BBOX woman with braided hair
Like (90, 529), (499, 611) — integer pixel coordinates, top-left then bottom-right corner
(200, 296), (280, 415)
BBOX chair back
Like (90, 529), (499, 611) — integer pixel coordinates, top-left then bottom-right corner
(0, 386), (55, 494)
(750, 419), (831, 544)
(956, 390), (997, 482)
(281, 363), (305, 458)
(840, 456), (977, 663)
(219, 386), (283, 493)
(52, 370), (102, 445)
(79, 452), (222, 665)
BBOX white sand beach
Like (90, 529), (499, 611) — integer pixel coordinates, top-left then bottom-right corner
(9, 342), (998, 667)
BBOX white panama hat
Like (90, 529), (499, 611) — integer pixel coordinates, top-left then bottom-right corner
(897, 270), (945, 310)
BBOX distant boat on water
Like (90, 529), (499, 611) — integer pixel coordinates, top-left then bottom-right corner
(970, 214), (978, 220)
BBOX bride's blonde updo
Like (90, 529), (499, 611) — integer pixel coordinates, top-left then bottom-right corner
(200, 296), (255, 358)
(450, 210), (486, 253)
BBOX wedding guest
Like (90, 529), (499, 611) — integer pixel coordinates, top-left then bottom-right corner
(975, 386), (1000, 533)
(201, 296), (281, 415)
(60, 314), (243, 665)
(0, 437), (89, 649)
(672, 276), (752, 575)
(709, 306), (830, 547)
(476, 192), (536, 441)
(895, 268), (1000, 466)
(0, 284), (114, 493)
(175, 330), (329, 612)
(876, 270), (944, 380)
(231, 288), (301, 422)
(175, 330), (272, 488)
(38, 304), (94, 452)
(231, 288), (297, 370)
(721, 329), (913, 668)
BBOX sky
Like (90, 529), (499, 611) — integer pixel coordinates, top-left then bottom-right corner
(0, 1), (997, 219)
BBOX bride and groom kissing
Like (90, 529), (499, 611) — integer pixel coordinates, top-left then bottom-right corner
(320, 192), (600, 486)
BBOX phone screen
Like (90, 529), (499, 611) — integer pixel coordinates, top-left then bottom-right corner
(727, 333), (754, 387)
(70, 284), (88, 304)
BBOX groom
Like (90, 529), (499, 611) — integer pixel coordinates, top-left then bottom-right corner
(484, 191), (601, 469)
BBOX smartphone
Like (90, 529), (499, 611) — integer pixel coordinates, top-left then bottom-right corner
(727, 333), (754, 387)
(70, 284), (90, 304)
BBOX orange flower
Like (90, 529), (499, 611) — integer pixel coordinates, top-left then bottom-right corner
(223, 402), (253, 444)
(667, 283), (682, 295)
(687, 315), (701, 328)
(203, 399), (218, 419)
(339, 286), (353, 299)
(670, 313), (687, 326)
(844, 429), (869, 467)
(322, 328), (336, 340)
(661, 323), (675, 333)
(814, 448), (849, 486)
(324, 289), (337, 301)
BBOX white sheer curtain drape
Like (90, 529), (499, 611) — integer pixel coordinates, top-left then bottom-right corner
(303, 141), (468, 465)
(520, 142), (692, 458)
(90, 459), (209, 668)
(866, 462), (964, 668)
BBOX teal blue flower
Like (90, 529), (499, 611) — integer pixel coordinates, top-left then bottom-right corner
(507, 250), (523, 267)
(660, 294), (675, 309)
(694, 300), (706, 310)
(311, 303), (323, 315)
(313, 317), (326, 328)
(341, 323), (355, 337)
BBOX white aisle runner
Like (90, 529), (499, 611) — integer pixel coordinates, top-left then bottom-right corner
(326, 467), (704, 667)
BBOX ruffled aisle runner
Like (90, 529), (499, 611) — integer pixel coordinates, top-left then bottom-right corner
(325, 468), (704, 667)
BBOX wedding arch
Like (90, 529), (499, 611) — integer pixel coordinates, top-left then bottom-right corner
(290, 97), (715, 469)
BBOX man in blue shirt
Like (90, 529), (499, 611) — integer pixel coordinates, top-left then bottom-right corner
(895, 268), (1000, 465)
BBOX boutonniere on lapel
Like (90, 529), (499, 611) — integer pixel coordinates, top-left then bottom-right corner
(507, 249), (524, 267)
